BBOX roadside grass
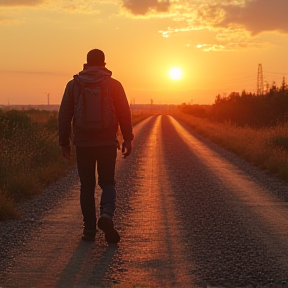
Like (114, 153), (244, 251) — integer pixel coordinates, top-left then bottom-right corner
(0, 193), (21, 220)
(0, 109), (150, 221)
(0, 109), (73, 220)
(131, 112), (151, 125)
(174, 112), (288, 181)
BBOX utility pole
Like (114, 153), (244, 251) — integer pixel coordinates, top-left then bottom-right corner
(44, 92), (50, 106)
(257, 64), (264, 95)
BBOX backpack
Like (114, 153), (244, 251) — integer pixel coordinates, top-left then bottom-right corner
(73, 75), (115, 132)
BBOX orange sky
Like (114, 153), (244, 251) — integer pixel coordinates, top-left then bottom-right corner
(0, 0), (287, 105)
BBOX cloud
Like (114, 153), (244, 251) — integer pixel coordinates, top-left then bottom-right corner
(0, 15), (21, 24)
(0, 8), (24, 24)
(0, 0), (106, 15)
(196, 41), (269, 52)
(218, 0), (288, 35)
(122, 0), (172, 16)
(56, 1), (100, 14)
(123, 0), (288, 37)
(0, 0), (45, 6)
(180, 0), (288, 36)
(152, 0), (288, 51)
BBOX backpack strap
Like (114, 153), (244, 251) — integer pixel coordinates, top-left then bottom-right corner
(73, 75), (85, 90)
(73, 75), (87, 103)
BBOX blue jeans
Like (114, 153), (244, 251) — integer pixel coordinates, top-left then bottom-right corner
(75, 146), (117, 230)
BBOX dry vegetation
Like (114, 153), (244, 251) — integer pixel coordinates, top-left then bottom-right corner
(0, 109), (150, 221)
(174, 112), (288, 181)
(0, 109), (74, 220)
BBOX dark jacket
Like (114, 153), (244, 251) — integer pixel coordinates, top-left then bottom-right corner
(58, 66), (134, 147)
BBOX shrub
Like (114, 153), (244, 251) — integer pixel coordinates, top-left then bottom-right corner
(0, 192), (21, 220)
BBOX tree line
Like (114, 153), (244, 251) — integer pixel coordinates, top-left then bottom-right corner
(179, 81), (288, 127)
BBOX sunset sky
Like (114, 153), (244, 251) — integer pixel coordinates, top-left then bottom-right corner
(0, 0), (287, 105)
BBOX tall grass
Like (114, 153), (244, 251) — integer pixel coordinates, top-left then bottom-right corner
(131, 112), (151, 125)
(0, 109), (73, 220)
(174, 112), (288, 181)
(0, 109), (150, 221)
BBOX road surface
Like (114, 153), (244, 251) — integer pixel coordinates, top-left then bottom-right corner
(1, 115), (288, 288)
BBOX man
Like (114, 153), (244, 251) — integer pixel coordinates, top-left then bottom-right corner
(58, 49), (133, 244)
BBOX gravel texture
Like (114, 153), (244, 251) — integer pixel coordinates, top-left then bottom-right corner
(161, 115), (288, 287)
(0, 169), (79, 273)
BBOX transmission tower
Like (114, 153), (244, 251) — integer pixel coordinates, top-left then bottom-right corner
(257, 64), (264, 95)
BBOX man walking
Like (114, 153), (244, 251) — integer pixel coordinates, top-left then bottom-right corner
(58, 49), (133, 244)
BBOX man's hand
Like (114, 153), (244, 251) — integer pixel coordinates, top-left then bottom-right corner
(116, 140), (121, 150)
(61, 146), (70, 159)
(121, 141), (132, 159)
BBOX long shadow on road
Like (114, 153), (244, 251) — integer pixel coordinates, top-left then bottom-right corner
(55, 240), (118, 288)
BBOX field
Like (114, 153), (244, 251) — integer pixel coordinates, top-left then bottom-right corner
(0, 110), (71, 220)
(0, 109), (149, 221)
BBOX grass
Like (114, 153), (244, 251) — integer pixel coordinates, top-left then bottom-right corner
(0, 109), (73, 220)
(0, 193), (21, 220)
(131, 112), (151, 125)
(174, 112), (288, 181)
(0, 109), (150, 221)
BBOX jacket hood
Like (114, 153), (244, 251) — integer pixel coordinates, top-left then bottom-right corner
(77, 66), (112, 84)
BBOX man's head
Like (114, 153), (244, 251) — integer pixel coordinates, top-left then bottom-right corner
(86, 49), (106, 66)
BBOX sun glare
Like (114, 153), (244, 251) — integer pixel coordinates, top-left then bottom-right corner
(169, 67), (182, 80)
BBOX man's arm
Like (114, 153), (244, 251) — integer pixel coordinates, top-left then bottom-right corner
(58, 80), (75, 150)
(113, 80), (134, 142)
(112, 80), (134, 158)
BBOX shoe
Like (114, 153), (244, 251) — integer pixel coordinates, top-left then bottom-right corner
(98, 216), (120, 244)
(82, 228), (96, 242)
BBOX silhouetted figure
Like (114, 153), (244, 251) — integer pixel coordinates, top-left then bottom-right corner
(58, 49), (133, 243)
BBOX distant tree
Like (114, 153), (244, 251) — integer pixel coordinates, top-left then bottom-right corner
(178, 103), (207, 118)
(281, 77), (287, 92)
(209, 83), (288, 127)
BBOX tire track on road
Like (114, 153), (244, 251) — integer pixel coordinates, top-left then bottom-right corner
(107, 115), (196, 287)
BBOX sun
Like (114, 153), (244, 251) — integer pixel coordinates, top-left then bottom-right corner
(169, 67), (182, 80)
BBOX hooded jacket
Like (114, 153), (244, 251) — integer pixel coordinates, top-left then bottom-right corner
(58, 66), (134, 147)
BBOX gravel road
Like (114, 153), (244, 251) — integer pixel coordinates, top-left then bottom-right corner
(1, 115), (288, 288)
